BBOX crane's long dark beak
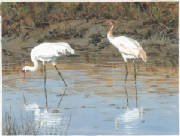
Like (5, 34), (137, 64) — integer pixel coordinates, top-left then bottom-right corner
(22, 70), (25, 80)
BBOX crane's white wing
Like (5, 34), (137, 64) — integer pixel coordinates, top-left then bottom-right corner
(111, 36), (141, 56)
(31, 42), (74, 62)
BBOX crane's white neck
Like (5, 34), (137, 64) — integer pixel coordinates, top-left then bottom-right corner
(107, 24), (114, 40)
(23, 59), (38, 72)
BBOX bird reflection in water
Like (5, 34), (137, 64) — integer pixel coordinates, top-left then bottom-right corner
(115, 107), (144, 134)
(124, 60), (138, 108)
(24, 103), (64, 128)
(23, 90), (71, 134)
(115, 61), (144, 132)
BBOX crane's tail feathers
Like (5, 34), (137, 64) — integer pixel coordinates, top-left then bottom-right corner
(138, 48), (147, 62)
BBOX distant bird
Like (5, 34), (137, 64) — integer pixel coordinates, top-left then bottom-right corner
(22, 42), (75, 107)
(105, 21), (147, 81)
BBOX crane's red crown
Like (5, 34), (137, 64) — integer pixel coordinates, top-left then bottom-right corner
(104, 20), (115, 26)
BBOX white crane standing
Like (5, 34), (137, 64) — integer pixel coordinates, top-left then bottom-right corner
(105, 21), (147, 98)
(105, 21), (147, 79)
(22, 42), (75, 107)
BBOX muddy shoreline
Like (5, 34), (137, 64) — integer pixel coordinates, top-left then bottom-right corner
(2, 19), (179, 66)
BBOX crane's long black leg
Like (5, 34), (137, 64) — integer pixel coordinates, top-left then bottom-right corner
(133, 60), (138, 107)
(57, 87), (67, 108)
(54, 65), (68, 87)
(124, 62), (129, 107)
(125, 62), (128, 81)
(23, 92), (27, 105)
(43, 63), (48, 108)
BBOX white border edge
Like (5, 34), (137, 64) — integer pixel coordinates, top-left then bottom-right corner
(1, 0), (179, 2)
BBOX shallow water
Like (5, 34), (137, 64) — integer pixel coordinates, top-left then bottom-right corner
(2, 56), (179, 135)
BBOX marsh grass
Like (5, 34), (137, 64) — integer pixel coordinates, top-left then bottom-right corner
(3, 111), (40, 135)
(141, 33), (172, 46)
(3, 110), (72, 135)
(2, 3), (178, 36)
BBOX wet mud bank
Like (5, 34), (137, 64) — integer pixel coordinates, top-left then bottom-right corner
(2, 19), (178, 66)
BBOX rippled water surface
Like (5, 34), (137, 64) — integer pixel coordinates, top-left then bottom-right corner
(2, 56), (179, 135)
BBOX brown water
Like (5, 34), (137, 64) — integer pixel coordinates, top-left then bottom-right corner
(2, 56), (179, 135)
